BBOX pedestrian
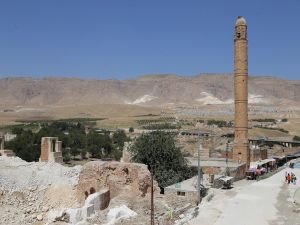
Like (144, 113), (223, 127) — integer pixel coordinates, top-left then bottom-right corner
(294, 176), (297, 185)
(287, 173), (291, 184)
(285, 171), (288, 183)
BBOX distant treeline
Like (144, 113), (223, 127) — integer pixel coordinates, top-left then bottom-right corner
(207, 119), (233, 127)
(134, 113), (160, 117)
(254, 125), (289, 134)
(15, 117), (105, 123)
(4, 121), (128, 163)
(136, 117), (176, 125)
(251, 118), (276, 123)
(142, 123), (180, 130)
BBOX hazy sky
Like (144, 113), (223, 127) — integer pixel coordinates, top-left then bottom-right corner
(0, 0), (299, 80)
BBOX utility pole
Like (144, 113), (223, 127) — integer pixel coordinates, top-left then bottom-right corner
(225, 141), (230, 176)
(151, 167), (154, 225)
(197, 143), (202, 204)
(150, 131), (157, 225)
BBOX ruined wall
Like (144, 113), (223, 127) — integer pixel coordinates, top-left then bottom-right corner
(201, 163), (246, 180)
(77, 161), (158, 203)
(267, 146), (299, 158)
(39, 137), (63, 163)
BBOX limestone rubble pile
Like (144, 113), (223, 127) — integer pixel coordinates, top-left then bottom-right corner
(0, 156), (81, 193)
(0, 156), (163, 225)
(0, 156), (82, 225)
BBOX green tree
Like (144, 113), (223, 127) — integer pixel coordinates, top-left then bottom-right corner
(70, 147), (80, 159)
(293, 136), (300, 141)
(129, 127), (134, 133)
(6, 130), (40, 162)
(62, 148), (71, 163)
(87, 132), (113, 158)
(129, 131), (195, 188)
(112, 130), (129, 149)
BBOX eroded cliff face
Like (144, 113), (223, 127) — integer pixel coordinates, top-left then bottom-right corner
(77, 161), (158, 203)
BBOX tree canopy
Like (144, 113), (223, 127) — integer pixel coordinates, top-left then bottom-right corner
(293, 136), (300, 141)
(129, 131), (195, 188)
(5, 122), (128, 162)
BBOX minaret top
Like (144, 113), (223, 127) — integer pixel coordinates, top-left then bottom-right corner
(235, 16), (247, 26)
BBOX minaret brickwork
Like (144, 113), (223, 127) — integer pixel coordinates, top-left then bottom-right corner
(233, 16), (250, 168)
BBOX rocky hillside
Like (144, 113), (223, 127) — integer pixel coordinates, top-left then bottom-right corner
(0, 74), (299, 109)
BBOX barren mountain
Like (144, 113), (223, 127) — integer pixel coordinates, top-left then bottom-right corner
(0, 74), (299, 109)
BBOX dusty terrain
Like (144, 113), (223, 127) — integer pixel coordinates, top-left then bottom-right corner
(0, 74), (299, 127)
(189, 162), (300, 225)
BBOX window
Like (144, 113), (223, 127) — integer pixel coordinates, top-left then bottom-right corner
(52, 140), (56, 152)
(177, 191), (185, 196)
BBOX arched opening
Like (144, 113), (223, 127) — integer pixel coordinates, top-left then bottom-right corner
(90, 187), (96, 194)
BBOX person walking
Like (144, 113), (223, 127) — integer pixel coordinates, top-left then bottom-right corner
(285, 171), (288, 183)
(287, 173), (291, 184)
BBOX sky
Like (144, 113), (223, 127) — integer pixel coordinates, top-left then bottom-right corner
(0, 0), (299, 80)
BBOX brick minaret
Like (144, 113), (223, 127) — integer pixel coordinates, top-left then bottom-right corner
(233, 16), (250, 168)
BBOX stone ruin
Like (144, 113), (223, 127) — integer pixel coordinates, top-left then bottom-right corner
(120, 141), (133, 163)
(39, 137), (63, 163)
(0, 134), (15, 157)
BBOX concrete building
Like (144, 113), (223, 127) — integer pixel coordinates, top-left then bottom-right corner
(233, 16), (250, 168)
(164, 176), (199, 205)
(39, 137), (63, 163)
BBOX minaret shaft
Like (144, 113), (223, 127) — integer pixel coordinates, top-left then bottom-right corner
(233, 16), (250, 168)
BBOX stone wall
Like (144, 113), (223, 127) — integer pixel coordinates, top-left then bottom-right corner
(77, 161), (158, 203)
(250, 149), (268, 162)
(201, 163), (246, 180)
(164, 189), (198, 207)
(268, 146), (299, 158)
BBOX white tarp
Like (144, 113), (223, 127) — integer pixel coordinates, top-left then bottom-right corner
(105, 205), (137, 225)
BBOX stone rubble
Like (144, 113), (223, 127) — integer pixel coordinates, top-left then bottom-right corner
(0, 156), (191, 225)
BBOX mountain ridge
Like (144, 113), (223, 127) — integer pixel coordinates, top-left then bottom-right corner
(0, 74), (299, 109)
